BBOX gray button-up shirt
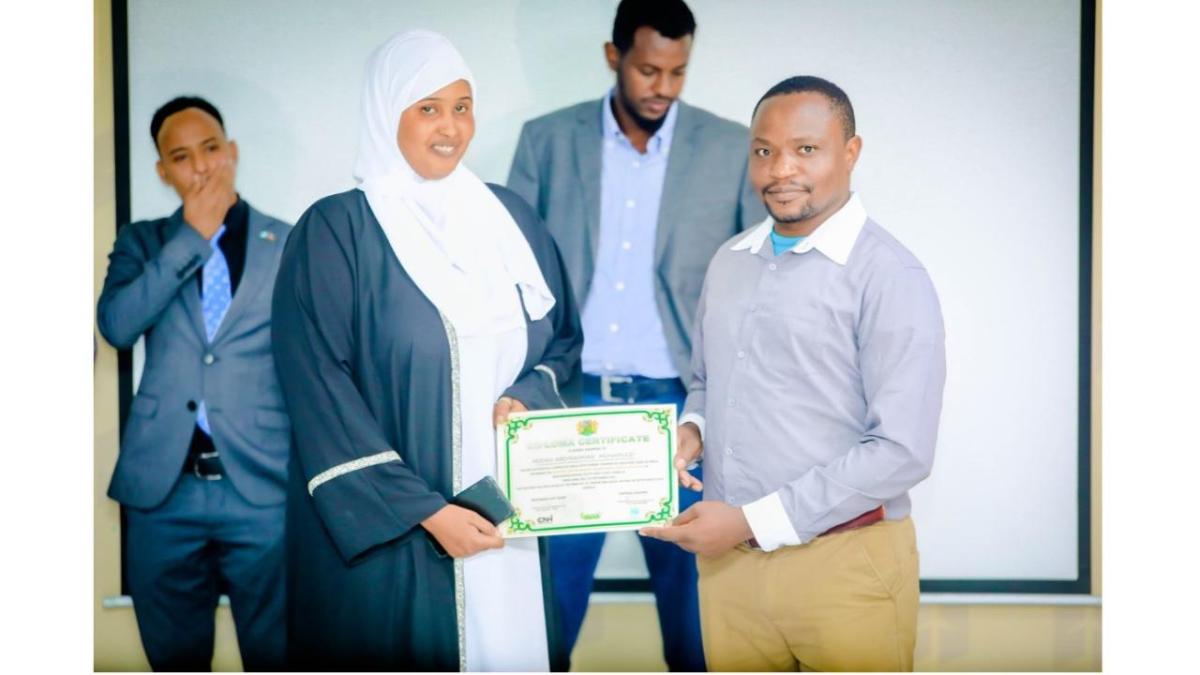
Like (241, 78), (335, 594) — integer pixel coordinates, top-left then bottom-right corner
(681, 194), (946, 549)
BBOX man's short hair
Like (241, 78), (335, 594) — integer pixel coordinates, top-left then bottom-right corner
(612, 0), (696, 54)
(753, 76), (856, 140)
(150, 96), (225, 149)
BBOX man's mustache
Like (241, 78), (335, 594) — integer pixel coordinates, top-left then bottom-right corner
(762, 181), (812, 197)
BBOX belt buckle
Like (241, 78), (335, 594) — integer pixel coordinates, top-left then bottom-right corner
(193, 451), (222, 481)
(600, 375), (634, 403)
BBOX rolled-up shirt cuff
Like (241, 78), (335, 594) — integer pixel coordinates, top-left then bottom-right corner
(742, 491), (803, 551)
(679, 412), (706, 441)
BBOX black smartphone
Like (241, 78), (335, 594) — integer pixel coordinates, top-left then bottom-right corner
(429, 476), (516, 558)
(452, 475), (515, 525)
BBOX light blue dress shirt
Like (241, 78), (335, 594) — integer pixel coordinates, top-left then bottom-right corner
(682, 194), (947, 550)
(580, 90), (680, 378)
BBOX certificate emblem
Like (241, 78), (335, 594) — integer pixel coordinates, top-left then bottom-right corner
(496, 404), (678, 537)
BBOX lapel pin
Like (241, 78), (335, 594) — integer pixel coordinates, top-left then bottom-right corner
(259, 230), (277, 242)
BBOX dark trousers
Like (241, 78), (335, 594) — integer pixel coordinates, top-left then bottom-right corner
(549, 382), (706, 672)
(125, 473), (285, 671)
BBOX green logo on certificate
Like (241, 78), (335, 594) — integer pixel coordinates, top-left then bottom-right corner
(577, 419), (599, 436)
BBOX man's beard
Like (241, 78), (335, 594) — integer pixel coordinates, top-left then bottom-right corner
(766, 202), (818, 224)
(764, 185), (818, 224)
(616, 70), (668, 135)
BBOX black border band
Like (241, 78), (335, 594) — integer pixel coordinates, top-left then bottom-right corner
(112, 0), (133, 597)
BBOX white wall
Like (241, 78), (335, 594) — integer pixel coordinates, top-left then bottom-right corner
(126, 0), (1083, 582)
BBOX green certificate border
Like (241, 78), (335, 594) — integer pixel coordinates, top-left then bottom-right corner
(499, 405), (677, 536)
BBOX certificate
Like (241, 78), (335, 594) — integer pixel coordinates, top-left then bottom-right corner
(495, 404), (678, 538)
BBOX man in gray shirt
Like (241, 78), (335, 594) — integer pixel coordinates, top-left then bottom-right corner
(641, 76), (946, 672)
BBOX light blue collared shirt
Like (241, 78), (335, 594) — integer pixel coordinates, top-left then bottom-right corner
(580, 89), (680, 378)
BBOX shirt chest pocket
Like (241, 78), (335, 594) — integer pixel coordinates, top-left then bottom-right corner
(746, 305), (832, 376)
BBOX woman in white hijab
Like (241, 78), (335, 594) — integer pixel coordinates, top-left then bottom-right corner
(272, 30), (581, 671)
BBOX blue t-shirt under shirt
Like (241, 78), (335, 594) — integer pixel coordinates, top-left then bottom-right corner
(770, 229), (807, 256)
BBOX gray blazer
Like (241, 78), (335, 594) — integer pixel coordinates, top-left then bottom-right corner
(507, 99), (765, 381)
(97, 204), (292, 509)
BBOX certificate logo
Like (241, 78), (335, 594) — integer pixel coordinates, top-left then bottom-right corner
(577, 419), (599, 436)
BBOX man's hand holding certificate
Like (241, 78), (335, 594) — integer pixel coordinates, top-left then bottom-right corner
(494, 404), (679, 537)
(639, 419), (754, 558)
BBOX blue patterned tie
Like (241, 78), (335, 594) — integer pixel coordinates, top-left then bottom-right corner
(196, 225), (231, 435)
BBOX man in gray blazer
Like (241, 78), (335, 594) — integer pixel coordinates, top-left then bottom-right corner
(506, 1), (764, 669)
(97, 96), (290, 671)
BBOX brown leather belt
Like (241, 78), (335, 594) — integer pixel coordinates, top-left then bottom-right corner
(746, 506), (885, 550)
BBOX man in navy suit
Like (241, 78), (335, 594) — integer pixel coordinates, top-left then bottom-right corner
(98, 96), (291, 671)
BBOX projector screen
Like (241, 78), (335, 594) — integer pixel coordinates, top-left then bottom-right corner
(118, 0), (1091, 591)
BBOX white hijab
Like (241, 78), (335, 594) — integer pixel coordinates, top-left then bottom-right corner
(353, 30), (554, 337)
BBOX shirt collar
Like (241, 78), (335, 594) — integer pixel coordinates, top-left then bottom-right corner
(731, 193), (867, 266)
(601, 87), (678, 155)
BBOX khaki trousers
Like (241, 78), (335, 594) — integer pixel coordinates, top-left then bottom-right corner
(697, 517), (919, 672)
